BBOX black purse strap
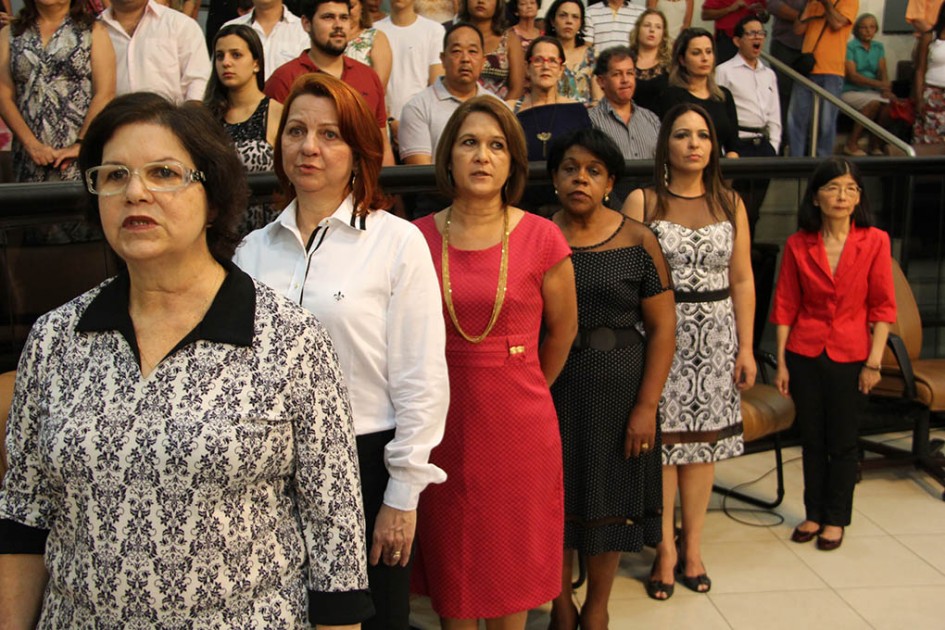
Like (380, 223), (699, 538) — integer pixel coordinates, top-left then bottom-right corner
(805, 0), (839, 54)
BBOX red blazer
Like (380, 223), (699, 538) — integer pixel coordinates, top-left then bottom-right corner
(770, 226), (897, 362)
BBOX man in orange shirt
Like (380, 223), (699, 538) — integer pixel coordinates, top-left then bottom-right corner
(787, 0), (857, 156)
(907, 0), (944, 34)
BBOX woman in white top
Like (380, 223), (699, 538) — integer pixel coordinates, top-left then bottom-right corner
(233, 73), (449, 630)
(914, 2), (945, 147)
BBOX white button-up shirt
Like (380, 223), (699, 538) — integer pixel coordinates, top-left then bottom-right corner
(222, 8), (309, 80)
(715, 53), (782, 152)
(100, 1), (211, 103)
(233, 197), (449, 510)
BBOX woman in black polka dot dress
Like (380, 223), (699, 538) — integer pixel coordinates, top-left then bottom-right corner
(548, 128), (677, 628)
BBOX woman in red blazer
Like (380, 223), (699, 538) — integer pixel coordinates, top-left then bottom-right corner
(771, 157), (896, 551)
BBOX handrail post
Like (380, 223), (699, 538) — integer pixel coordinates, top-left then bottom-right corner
(811, 93), (820, 158)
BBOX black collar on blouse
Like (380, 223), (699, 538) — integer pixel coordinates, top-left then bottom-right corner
(76, 260), (256, 363)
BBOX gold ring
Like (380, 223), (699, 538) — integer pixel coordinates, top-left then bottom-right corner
(391, 551), (402, 559)
(641, 443), (650, 451)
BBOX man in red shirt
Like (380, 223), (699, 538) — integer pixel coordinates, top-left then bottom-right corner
(701, 0), (767, 63)
(265, 0), (394, 163)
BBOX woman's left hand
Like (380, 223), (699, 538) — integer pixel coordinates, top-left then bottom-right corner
(369, 505), (416, 567)
(625, 405), (657, 459)
(859, 365), (882, 394)
(53, 144), (80, 170)
(733, 348), (757, 391)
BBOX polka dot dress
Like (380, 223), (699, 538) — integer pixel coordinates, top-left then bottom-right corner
(551, 218), (670, 555)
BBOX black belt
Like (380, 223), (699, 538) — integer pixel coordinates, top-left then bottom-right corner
(741, 136), (768, 146)
(739, 125), (769, 140)
(674, 288), (730, 303)
(573, 326), (644, 351)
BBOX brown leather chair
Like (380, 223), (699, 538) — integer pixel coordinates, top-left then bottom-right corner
(0, 370), (16, 482)
(859, 260), (945, 498)
(713, 358), (797, 508)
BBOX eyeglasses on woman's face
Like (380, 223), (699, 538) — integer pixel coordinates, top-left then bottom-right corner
(86, 161), (206, 196)
(818, 183), (861, 197)
(530, 55), (562, 67)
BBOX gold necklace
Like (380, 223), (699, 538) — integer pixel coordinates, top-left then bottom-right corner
(441, 205), (510, 344)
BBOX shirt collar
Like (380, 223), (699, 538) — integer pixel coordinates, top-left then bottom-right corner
(599, 97), (635, 117)
(76, 259), (256, 350)
(102, 0), (163, 31)
(433, 77), (489, 102)
(249, 6), (297, 24)
(277, 195), (368, 237)
(299, 52), (355, 76)
(733, 53), (767, 71)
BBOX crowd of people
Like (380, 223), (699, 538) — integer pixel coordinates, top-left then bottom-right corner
(0, 0), (923, 628)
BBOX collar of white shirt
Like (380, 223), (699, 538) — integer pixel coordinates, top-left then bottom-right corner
(276, 195), (368, 245)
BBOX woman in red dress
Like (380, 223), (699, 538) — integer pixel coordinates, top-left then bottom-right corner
(412, 95), (578, 628)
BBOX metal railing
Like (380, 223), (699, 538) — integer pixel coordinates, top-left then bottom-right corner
(761, 51), (916, 158)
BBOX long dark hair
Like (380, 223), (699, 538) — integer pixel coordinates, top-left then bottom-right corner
(668, 27), (724, 101)
(204, 25), (267, 121)
(12, 0), (93, 36)
(797, 158), (872, 232)
(458, 0), (508, 35)
(651, 103), (737, 228)
(934, 0), (945, 37)
(545, 0), (587, 47)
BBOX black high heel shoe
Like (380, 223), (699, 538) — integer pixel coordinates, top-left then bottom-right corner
(645, 559), (675, 601)
(676, 559), (712, 593)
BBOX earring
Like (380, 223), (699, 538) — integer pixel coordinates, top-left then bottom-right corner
(604, 192), (611, 203)
(663, 163), (670, 186)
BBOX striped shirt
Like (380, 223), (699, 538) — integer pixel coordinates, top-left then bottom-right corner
(585, 1), (646, 52)
(589, 98), (660, 160)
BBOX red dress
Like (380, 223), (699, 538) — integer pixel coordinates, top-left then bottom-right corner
(412, 212), (571, 618)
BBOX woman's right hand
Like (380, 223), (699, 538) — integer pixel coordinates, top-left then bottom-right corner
(26, 140), (57, 166)
(775, 363), (790, 397)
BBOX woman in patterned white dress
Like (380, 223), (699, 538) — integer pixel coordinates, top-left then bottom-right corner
(0, 93), (372, 627)
(346, 0), (392, 88)
(623, 102), (755, 600)
(204, 24), (283, 234)
(0, 0), (114, 182)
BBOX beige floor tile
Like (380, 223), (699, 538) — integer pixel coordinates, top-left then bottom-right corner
(697, 540), (828, 594)
(838, 585), (945, 630)
(711, 590), (871, 630)
(594, 595), (732, 628)
(792, 535), (945, 588)
(855, 492), (945, 535)
(895, 534), (945, 576)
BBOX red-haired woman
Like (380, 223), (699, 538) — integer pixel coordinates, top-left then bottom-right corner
(234, 73), (449, 630)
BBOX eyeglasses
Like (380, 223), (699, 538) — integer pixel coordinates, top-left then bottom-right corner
(529, 55), (562, 67)
(819, 183), (861, 196)
(743, 29), (767, 38)
(85, 161), (207, 196)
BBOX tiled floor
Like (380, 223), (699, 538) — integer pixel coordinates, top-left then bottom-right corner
(409, 429), (945, 629)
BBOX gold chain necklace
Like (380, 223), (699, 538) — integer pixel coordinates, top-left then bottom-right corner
(441, 205), (510, 344)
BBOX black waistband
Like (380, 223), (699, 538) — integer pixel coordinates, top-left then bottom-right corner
(573, 326), (644, 352)
(674, 288), (730, 303)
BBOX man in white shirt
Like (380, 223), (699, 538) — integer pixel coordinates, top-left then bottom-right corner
(585, 0), (646, 53)
(222, 0), (309, 79)
(716, 15), (781, 236)
(100, 0), (211, 103)
(398, 22), (494, 165)
(375, 0), (445, 130)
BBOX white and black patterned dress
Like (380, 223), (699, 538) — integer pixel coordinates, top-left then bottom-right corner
(223, 97), (278, 236)
(10, 17), (91, 182)
(0, 266), (371, 628)
(650, 217), (744, 464)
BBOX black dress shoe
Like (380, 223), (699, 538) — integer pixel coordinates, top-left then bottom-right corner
(817, 528), (844, 551)
(791, 525), (821, 543)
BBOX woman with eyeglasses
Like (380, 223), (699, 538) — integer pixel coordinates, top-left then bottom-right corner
(772, 158), (896, 552)
(0, 92), (373, 627)
(545, 0), (602, 106)
(509, 36), (591, 161)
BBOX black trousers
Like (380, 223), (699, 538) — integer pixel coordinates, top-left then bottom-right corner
(786, 351), (867, 526)
(357, 429), (413, 630)
(732, 139), (777, 239)
(770, 40), (804, 148)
